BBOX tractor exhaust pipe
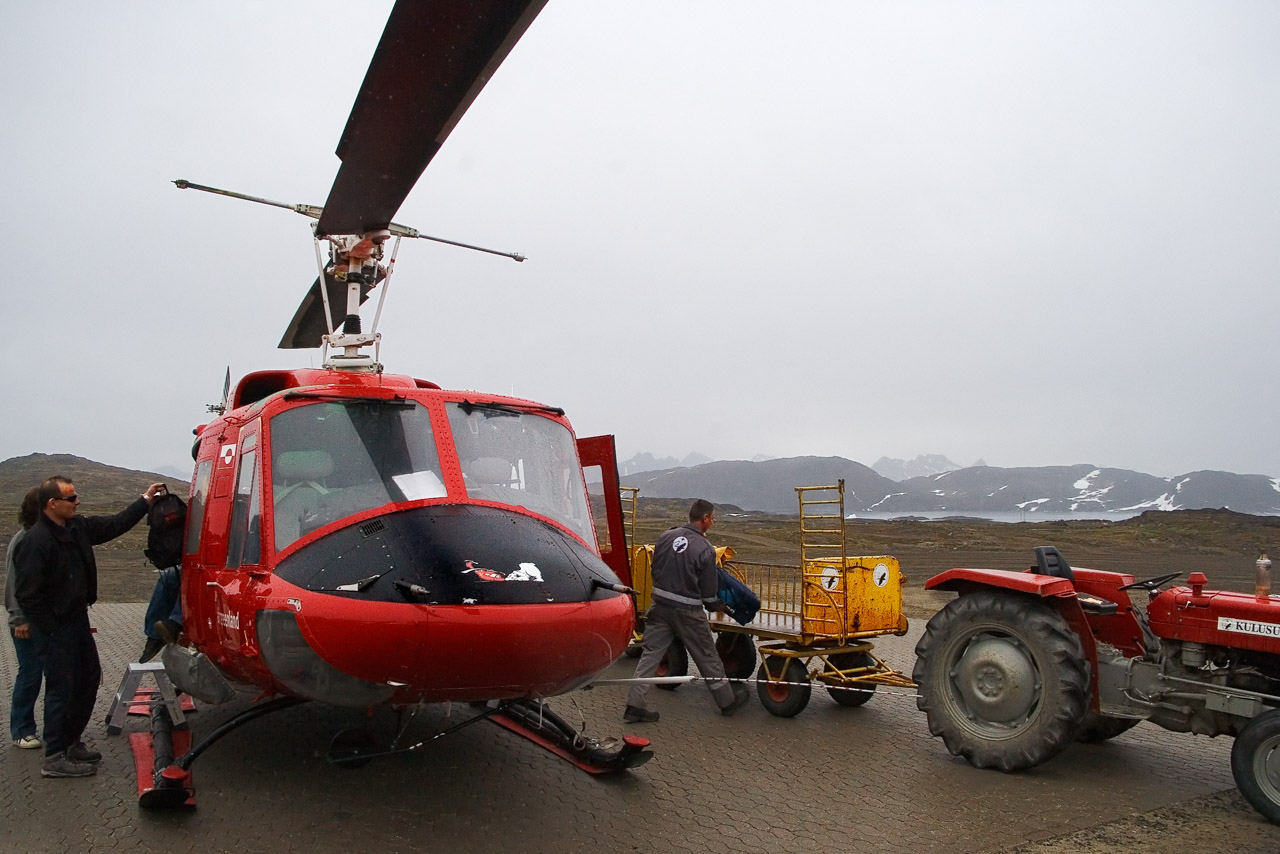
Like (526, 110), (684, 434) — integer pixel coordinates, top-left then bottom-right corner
(1257, 553), (1272, 599)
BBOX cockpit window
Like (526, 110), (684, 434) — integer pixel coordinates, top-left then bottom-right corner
(447, 402), (593, 545)
(269, 400), (444, 551)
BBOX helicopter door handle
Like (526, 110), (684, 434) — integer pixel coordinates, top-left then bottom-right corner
(206, 582), (220, 588)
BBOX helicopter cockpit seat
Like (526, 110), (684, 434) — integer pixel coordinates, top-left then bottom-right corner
(464, 456), (515, 502)
(274, 450), (334, 551)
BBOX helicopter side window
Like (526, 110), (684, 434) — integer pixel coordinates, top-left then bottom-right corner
(185, 460), (213, 556)
(447, 403), (593, 544)
(225, 447), (259, 570)
(269, 400), (444, 552)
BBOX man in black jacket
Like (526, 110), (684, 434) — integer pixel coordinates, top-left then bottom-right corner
(13, 475), (164, 778)
(623, 499), (749, 722)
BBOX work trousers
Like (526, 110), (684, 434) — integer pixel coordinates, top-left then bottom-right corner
(627, 602), (734, 711)
(42, 609), (100, 757)
(143, 566), (183, 638)
(9, 626), (47, 741)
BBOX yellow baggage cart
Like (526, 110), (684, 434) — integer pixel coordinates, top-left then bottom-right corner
(628, 481), (914, 716)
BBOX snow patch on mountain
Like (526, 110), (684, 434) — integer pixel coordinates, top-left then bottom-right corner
(1119, 493), (1179, 512)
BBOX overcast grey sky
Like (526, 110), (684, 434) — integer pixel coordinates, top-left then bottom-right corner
(2, 1), (1278, 480)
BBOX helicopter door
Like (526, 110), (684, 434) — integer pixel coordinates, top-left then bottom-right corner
(209, 422), (262, 653)
(577, 434), (631, 587)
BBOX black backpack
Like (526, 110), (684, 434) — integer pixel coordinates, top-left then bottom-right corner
(145, 491), (187, 569)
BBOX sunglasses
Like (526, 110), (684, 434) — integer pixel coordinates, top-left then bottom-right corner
(56, 494), (80, 503)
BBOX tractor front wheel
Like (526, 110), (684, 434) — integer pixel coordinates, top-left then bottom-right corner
(912, 589), (1090, 771)
(1231, 708), (1280, 824)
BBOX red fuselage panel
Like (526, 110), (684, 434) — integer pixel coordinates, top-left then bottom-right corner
(266, 579), (634, 702)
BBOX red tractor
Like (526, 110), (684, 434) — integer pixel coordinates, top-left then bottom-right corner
(913, 546), (1280, 824)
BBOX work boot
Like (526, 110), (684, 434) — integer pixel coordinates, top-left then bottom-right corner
(154, 619), (182, 645)
(721, 683), (751, 717)
(622, 705), (659, 723)
(66, 741), (102, 763)
(41, 751), (96, 778)
(140, 636), (164, 663)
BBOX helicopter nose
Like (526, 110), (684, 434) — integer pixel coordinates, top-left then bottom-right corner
(262, 588), (634, 704)
(260, 503), (635, 704)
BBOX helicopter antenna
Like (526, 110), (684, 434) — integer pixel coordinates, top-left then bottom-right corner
(207, 367), (231, 414)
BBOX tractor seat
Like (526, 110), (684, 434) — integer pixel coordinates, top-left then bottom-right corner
(1034, 545), (1075, 583)
(1032, 545), (1118, 616)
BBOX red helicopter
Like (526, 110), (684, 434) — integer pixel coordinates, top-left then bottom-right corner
(140, 0), (649, 808)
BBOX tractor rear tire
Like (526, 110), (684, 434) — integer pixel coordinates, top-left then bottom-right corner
(655, 641), (688, 690)
(912, 589), (1090, 772)
(1077, 712), (1140, 743)
(1231, 708), (1280, 824)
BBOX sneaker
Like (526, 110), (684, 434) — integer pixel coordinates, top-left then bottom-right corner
(66, 741), (102, 763)
(140, 636), (165, 663)
(13, 735), (42, 749)
(721, 683), (751, 717)
(154, 619), (182, 645)
(41, 751), (96, 778)
(622, 705), (660, 723)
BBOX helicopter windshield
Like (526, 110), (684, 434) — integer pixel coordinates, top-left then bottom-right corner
(269, 400), (445, 552)
(447, 402), (594, 545)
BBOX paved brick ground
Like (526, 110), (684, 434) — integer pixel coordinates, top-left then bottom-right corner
(2, 604), (1277, 853)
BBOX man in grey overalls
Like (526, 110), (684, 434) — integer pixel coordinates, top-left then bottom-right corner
(624, 499), (750, 721)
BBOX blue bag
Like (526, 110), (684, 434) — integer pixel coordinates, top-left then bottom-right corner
(716, 567), (760, 626)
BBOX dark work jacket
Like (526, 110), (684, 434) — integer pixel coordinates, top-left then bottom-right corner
(650, 523), (720, 612)
(13, 498), (148, 635)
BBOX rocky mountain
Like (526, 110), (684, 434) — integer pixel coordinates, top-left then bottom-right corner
(619, 451), (712, 476)
(0, 453), (189, 512)
(875, 466), (1280, 515)
(620, 457), (1280, 516)
(0, 454), (191, 564)
(620, 456), (899, 514)
(871, 454), (964, 481)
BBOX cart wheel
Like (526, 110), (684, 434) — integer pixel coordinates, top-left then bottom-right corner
(716, 632), (757, 680)
(656, 641), (688, 690)
(756, 657), (810, 718)
(825, 651), (877, 707)
(626, 619), (646, 657)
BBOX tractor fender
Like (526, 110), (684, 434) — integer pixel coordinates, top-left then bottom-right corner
(925, 568), (1102, 711)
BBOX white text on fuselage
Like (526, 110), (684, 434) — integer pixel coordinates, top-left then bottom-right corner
(217, 610), (240, 631)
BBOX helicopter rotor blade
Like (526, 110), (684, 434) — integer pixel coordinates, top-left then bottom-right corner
(278, 270), (377, 350)
(315, 0), (549, 238)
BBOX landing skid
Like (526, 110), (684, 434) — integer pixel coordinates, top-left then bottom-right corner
(135, 695), (650, 809)
(324, 698), (653, 774)
(136, 696), (306, 810)
(490, 699), (653, 774)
